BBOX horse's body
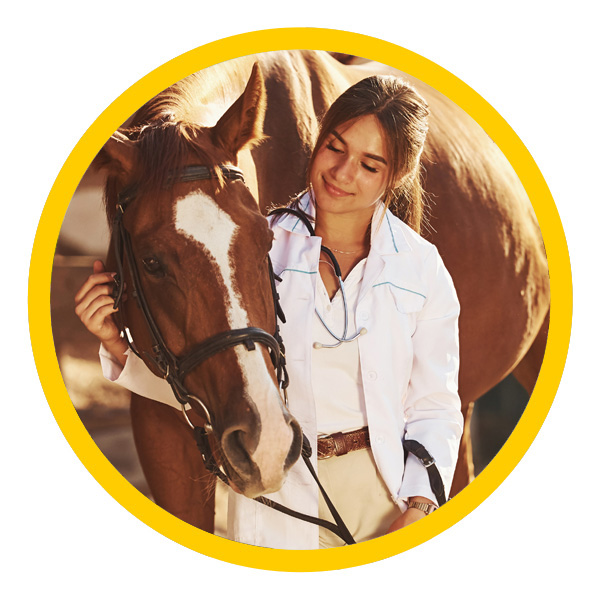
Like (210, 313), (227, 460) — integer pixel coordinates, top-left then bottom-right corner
(99, 50), (548, 530)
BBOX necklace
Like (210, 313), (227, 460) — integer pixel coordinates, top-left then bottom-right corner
(330, 247), (361, 255)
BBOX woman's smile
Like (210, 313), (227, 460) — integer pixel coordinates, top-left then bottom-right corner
(322, 178), (353, 197)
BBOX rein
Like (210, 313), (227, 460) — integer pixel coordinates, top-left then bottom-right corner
(111, 164), (356, 545)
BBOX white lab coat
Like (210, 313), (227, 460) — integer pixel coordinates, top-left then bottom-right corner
(100, 193), (463, 549)
(227, 193), (463, 548)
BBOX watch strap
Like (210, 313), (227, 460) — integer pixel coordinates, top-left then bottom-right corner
(408, 501), (436, 515)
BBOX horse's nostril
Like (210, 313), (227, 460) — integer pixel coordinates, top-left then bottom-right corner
(222, 428), (255, 478)
(284, 418), (303, 471)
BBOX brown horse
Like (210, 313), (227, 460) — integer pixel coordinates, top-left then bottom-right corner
(93, 64), (303, 519)
(93, 50), (549, 531)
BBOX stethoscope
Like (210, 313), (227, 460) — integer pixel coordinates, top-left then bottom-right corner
(268, 206), (368, 350)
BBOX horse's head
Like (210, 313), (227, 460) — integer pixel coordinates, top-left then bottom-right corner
(94, 64), (302, 498)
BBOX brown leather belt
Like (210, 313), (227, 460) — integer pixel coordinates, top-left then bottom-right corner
(317, 426), (370, 460)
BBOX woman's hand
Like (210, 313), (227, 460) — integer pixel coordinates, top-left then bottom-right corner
(386, 509), (426, 533)
(386, 496), (434, 533)
(74, 260), (128, 363)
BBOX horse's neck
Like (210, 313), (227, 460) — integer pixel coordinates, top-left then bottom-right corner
(251, 51), (356, 213)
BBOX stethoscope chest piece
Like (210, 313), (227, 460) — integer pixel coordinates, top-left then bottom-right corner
(313, 326), (367, 350)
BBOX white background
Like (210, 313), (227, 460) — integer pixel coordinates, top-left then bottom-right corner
(4, 1), (598, 596)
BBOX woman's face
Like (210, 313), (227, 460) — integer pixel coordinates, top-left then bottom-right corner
(310, 114), (390, 220)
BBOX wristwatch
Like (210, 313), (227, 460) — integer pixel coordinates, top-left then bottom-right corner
(407, 501), (437, 515)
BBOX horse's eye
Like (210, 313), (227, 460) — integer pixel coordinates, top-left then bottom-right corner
(142, 256), (165, 277)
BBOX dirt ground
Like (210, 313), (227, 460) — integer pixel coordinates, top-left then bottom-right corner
(50, 257), (528, 535)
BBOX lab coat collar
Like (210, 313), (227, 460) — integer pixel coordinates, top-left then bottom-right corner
(271, 192), (316, 235)
(370, 201), (411, 256)
(273, 192), (412, 255)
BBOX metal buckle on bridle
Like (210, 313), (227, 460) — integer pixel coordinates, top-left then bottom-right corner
(176, 387), (214, 434)
(161, 363), (170, 380)
(181, 404), (195, 429)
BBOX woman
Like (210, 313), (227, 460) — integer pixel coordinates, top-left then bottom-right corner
(75, 75), (463, 549)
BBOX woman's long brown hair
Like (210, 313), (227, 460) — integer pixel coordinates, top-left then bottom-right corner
(306, 75), (430, 234)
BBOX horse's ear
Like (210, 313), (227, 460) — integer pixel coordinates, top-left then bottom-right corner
(212, 62), (266, 156)
(91, 130), (137, 177)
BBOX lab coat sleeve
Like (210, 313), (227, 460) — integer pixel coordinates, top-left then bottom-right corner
(398, 246), (463, 504)
(98, 344), (183, 410)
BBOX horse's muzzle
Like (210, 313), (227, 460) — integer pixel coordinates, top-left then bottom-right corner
(221, 411), (302, 498)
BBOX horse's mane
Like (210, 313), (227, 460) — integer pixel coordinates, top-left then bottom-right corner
(100, 56), (256, 221)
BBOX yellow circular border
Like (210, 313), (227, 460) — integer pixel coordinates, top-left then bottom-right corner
(29, 28), (572, 571)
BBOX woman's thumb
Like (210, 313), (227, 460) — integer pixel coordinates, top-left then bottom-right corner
(93, 259), (106, 274)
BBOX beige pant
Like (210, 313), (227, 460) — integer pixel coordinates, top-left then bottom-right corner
(317, 447), (402, 548)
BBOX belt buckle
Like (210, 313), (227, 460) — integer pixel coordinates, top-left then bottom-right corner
(317, 435), (335, 460)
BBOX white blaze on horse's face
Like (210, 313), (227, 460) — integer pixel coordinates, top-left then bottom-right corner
(174, 189), (293, 493)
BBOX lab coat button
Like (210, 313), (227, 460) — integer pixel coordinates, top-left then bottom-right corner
(359, 311), (369, 320)
(367, 371), (377, 381)
(376, 436), (384, 444)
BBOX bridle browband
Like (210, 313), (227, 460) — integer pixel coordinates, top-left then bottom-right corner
(111, 164), (357, 545)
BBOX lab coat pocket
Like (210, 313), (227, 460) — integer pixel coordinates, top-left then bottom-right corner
(387, 284), (426, 314)
(387, 284), (426, 339)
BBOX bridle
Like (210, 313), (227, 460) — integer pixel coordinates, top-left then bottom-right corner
(111, 164), (289, 433)
(111, 164), (357, 545)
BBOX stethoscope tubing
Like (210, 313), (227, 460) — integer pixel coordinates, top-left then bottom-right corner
(314, 271), (367, 348)
(314, 249), (367, 349)
(268, 206), (367, 349)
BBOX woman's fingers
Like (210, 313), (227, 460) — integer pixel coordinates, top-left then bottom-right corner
(80, 293), (117, 320)
(79, 295), (120, 342)
(93, 259), (106, 274)
(74, 260), (125, 345)
(75, 283), (115, 317)
(74, 271), (116, 305)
